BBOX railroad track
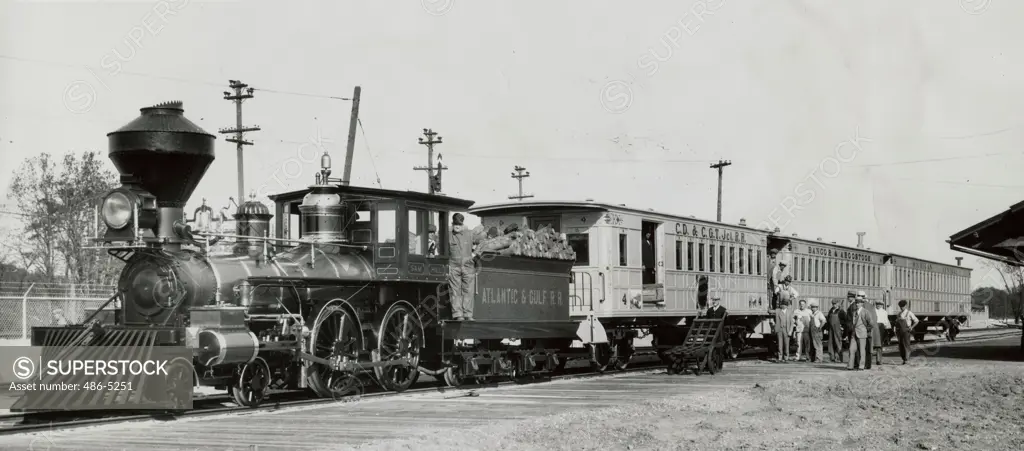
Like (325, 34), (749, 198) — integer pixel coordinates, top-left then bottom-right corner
(0, 328), (1012, 437)
(0, 357), (673, 436)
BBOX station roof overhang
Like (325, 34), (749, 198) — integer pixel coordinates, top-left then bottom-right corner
(948, 199), (1024, 267)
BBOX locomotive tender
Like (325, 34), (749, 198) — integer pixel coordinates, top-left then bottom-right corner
(31, 102), (596, 408)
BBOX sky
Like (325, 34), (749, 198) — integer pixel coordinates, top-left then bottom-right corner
(1, 0), (1023, 290)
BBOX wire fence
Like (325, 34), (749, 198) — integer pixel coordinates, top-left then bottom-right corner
(0, 282), (115, 339)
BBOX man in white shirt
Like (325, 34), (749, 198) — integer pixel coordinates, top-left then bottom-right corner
(873, 300), (892, 365)
(808, 300), (826, 363)
(895, 300), (919, 364)
(792, 299), (812, 361)
(771, 261), (789, 307)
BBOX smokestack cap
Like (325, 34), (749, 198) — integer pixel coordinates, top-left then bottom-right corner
(107, 101), (216, 208)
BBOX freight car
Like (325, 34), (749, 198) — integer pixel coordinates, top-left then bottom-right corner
(29, 101), (597, 409)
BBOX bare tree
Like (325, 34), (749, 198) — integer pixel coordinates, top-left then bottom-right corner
(9, 153), (60, 280)
(980, 259), (1024, 324)
(8, 151), (121, 285)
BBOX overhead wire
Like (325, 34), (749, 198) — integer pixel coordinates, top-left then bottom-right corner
(0, 54), (350, 101)
(356, 118), (383, 188)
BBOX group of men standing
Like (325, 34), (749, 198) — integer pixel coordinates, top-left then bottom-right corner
(771, 289), (921, 369)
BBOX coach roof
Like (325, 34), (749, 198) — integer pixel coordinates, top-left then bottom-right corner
(469, 200), (763, 230)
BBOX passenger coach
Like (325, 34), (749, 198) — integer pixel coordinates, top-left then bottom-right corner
(470, 199), (973, 363)
(469, 200), (774, 367)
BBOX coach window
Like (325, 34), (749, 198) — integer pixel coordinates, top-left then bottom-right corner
(738, 247), (745, 274)
(709, 244), (716, 272)
(688, 242), (695, 271)
(618, 233), (628, 266)
(568, 233), (590, 266)
(674, 240), (683, 270)
(699, 244), (706, 272)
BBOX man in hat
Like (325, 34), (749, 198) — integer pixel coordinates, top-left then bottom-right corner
(448, 213), (485, 321)
(808, 299), (826, 363)
(792, 299), (812, 361)
(771, 259), (789, 309)
(826, 297), (848, 363)
(873, 300), (891, 365)
(772, 298), (794, 361)
(895, 300), (919, 364)
(705, 291), (727, 319)
(847, 296), (872, 370)
(426, 224), (438, 256)
(857, 291), (878, 369)
(777, 275), (798, 307)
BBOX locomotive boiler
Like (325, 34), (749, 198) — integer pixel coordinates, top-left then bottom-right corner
(31, 101), (588, 409)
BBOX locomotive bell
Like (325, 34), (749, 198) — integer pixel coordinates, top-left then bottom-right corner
(105, 101), (215, 249)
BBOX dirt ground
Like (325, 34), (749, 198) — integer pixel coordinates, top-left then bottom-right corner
(328, 359), (1024, 451)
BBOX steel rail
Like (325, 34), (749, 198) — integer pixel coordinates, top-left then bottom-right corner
(0, 328), (1015, 436)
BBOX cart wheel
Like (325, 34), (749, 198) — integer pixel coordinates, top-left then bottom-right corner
(693, 360), (702, 376)
(667, 356), (683, 375)
(715, 349), (724, 371)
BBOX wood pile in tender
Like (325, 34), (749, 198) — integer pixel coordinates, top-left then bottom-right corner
(474, 224), (577, 261)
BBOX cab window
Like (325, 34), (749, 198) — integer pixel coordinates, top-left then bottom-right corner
(377, 206), (396, 244)
(408, 208), (426, 255)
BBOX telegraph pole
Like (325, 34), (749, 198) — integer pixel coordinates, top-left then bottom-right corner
(340, 86), (361, 186)
(219, 80), (261, 202)
(709, 159), (732, 222)
(413, 129), (447, 194)
(508, 166), (534, 201)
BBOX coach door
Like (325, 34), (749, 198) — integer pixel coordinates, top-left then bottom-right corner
(641, 221), (659, 286)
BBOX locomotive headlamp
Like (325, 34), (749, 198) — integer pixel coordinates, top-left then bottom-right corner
(98, 184), (158, 242)
(101, 191), (133, 230)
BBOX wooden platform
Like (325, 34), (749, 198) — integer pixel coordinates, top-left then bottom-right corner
(0, 363), (855, 451)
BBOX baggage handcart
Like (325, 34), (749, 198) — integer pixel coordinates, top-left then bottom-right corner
(665, 317), (726, 376)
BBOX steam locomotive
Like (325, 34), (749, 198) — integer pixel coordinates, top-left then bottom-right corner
(30, 102), (594, 408)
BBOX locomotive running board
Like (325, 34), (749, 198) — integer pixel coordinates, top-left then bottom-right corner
(298, 352), (414, 371)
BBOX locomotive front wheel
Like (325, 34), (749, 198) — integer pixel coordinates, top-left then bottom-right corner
(373, 303), (423, 392)
(157, 356), (194, 412)
(307, 301), (363, 399)
(231, 357), (270, 408)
